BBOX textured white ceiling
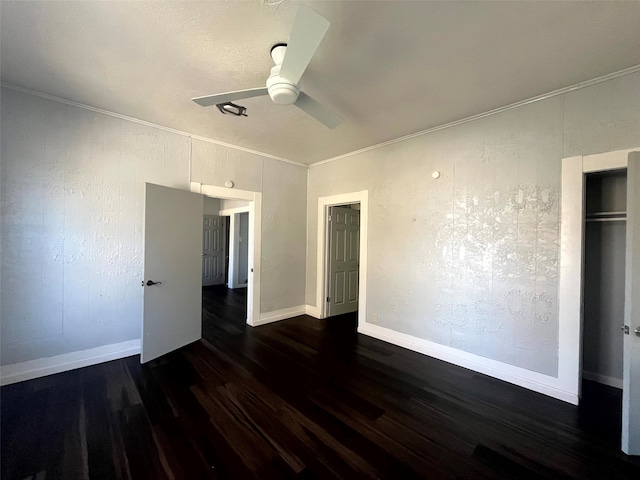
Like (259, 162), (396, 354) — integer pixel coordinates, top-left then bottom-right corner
(2, 1), (640, 164)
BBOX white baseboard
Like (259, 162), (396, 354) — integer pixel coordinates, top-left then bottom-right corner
(0, 339), (141, 386)
(252, 305), (306, 327)
(583, 370), (623, 389)
(305, 304), (321, 319)
(358, 323), (578, 405)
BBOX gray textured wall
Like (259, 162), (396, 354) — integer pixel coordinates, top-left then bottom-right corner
(306, 71), (640, 377)
(1, 88), (189, 364)
(185, 141), (308, 313)
(203, 197), (221, 215)
(0, 87), (307, 365)
(238, 212), (249, 285)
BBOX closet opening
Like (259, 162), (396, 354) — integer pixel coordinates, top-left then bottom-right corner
(581, 169), (627, 436)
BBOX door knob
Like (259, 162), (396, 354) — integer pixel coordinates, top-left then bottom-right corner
(145, 280), (162, 286)
(635, 327), (640, 337)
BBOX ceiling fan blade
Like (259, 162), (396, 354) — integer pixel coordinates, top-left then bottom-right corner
(279, 6), (330, 85)
(192, 87), (268, 107)
(295, 92), (344, 129)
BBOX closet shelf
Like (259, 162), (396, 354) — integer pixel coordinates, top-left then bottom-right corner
(586, 211), (627, 223)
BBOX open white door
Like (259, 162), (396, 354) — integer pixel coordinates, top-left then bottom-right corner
(623, 152), (640, 455)
(142, 183), (203, 363)
(327, 206), (360, 317)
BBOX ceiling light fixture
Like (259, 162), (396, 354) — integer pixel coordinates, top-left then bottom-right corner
(216, 102), (247, 117)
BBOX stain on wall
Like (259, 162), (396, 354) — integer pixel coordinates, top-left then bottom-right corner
(306, 71), (640, 377)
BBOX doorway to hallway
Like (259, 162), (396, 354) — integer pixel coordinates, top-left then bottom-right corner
(202, 285), (248, 342)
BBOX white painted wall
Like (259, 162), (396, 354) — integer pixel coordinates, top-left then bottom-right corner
(0, 86), (307, 366)
(306, 71), (640, 379)
(203, 197), (221, 215)
(189, 140), (307, 313)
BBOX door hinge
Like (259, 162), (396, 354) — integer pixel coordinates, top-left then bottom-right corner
(328, 215), (332, 222)
(326, 297), (330, 303)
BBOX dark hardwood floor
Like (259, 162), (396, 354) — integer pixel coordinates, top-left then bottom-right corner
(2, 286), (639, 479)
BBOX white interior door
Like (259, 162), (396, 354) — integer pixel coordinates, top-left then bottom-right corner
(327, 206), (360, 317)
(142, 183), (203, 363)
(623, 152), (640, 455)
(202, 215), (225, 286)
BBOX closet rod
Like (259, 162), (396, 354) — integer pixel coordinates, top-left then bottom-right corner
(586, 217), (627, 223)
(586, 211), (626, 217)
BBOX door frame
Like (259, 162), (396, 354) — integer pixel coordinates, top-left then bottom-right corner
(316, 191), (368, 325)
(191, 182), (262, 327)
(559, 147), (639, 404)
(219, 205), (250, 289)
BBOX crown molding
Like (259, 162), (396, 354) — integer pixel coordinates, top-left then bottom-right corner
(4, 63), (639, 170)
(309, 64), (640, 168)
(0, 82), (307, 168)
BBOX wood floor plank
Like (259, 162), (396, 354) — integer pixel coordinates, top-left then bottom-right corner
(82, 365), (127, 480)
(3, 284), (640, 479)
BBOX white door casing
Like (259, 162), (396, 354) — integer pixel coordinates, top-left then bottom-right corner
(202, 215), (225, 286)
(558, 148), (639, 405)
(622, 151), (640, 455)
(142, 183), (203, 363)
(316, 191), (368, 324)
(327, 206), (360, 316)
(558, 147), (640, 453)
(192, 183), (261, 326)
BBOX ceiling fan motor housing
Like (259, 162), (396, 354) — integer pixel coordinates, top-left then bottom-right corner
(191, 13), (343, 128)
(266, 67), (300, 105)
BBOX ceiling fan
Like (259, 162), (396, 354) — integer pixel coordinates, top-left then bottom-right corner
(192, 6), (344, 129)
